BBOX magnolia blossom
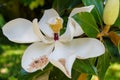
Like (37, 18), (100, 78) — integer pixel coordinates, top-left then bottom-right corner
(2, 5), (105, 78)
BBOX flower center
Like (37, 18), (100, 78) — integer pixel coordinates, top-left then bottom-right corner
(49, 18), (63, 41)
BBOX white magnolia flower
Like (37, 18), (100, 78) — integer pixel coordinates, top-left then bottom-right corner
(2, 5), (105, 78)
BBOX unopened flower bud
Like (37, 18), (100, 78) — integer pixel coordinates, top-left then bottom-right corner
(103, 0), (119, 25)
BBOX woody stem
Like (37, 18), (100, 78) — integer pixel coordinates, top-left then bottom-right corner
(97, 25), (111, 38)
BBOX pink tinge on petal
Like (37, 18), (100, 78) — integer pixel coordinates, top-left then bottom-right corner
(27, 55), (48, 71)
(59, 58), (69, 76)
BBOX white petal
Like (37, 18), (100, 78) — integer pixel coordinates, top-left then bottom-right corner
(49, 41), (76, 78)
(69, 5), (94, 37)
(69, 5), (94, 17)
(68, 18), (84, 37)
(39, 9), (60, 38)
(65, 38), (105, 59)
(2, 18), (40, 43)
(59, 18), (75, 42)
(33, 19), (54, 43)
(22, 42), (54, 72)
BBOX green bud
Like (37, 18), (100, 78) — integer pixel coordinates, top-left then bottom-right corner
(103, 0), (119, 25)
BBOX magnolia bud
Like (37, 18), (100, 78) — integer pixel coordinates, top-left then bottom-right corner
(103, 0), (119, 25)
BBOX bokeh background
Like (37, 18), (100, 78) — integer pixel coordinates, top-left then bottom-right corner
(0, 0), (120, 80)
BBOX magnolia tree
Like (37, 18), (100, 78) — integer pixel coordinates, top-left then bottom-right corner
(1, 0), (120, 80)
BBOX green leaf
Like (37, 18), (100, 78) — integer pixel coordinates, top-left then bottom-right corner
(73, 59), (97, 75)
(97, 49), (111, 80)
(8, 76), (17, 80)
(0, 14), (5, 27)
(114, 6), (120, 27)
(104, 38), (120, 62)
(72, 69), (81, 80)
(49, 65), (81, 80)
(118, 41), (120, 54)
(52, 0), (82, 15)
(73, 12), (99, 37)
(82, 0), (104, 26)
(29, 0), (44, 10)
(96, 38), (120, 80)
(34, 71), (50, 80)
(49, 67), (70, 80)
(18, 63), (53, 80)
(114, 14), (120, 27)
(49, 59), (96, 80)
(21, 0), (35, 5)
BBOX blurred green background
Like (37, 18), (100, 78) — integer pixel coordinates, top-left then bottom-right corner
(0, 0), (120, 80)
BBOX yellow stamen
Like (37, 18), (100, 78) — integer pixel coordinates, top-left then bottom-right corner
(49, 18), (63, 33)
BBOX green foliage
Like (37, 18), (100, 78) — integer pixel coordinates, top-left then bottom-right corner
(21, 0), (45, 10)
(118, 41), (120, 54)
(104, 38), (120, 62)
(29, 0), (44, 10)
(8, 76), (17, 80)
(114, 13), (120, 27)
(97, 45), (111, 80)
(0, 0), (120, 80)
(18, 64), (53, 80)
(49, 67), (70, 80)
(73, 59), (97, 75)
(0, 14), (5, 27)
(111, 0), (120, 27)
(21, 0), (35, 5)
(105, 63), (120, 80)
(73, 12), (99, 37)
(0, 44), (26, 80)
(49, 59), (97, 80)
(52, 0), (82, 15)
(82, 0), (104, 26)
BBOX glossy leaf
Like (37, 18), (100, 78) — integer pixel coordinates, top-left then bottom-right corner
(49, 59), (97, 80)
(97, 37), (120, 80)
(114, 14), (120, 27)
(52, 0), (82, 15)
(49, 66), (80, 80)
(82, 0), (103, 26)
(49, 67), (70, 80)
(73, 12), (99, 37)
(72, 69), (81, 80)
(73, 59), (97, 75)
(97, 48), (110, 80)
(18, 63), (53, 80)
(104, 38), (120, 62)
(0, 14), (5, 27)
(118, 41), (120, 55)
